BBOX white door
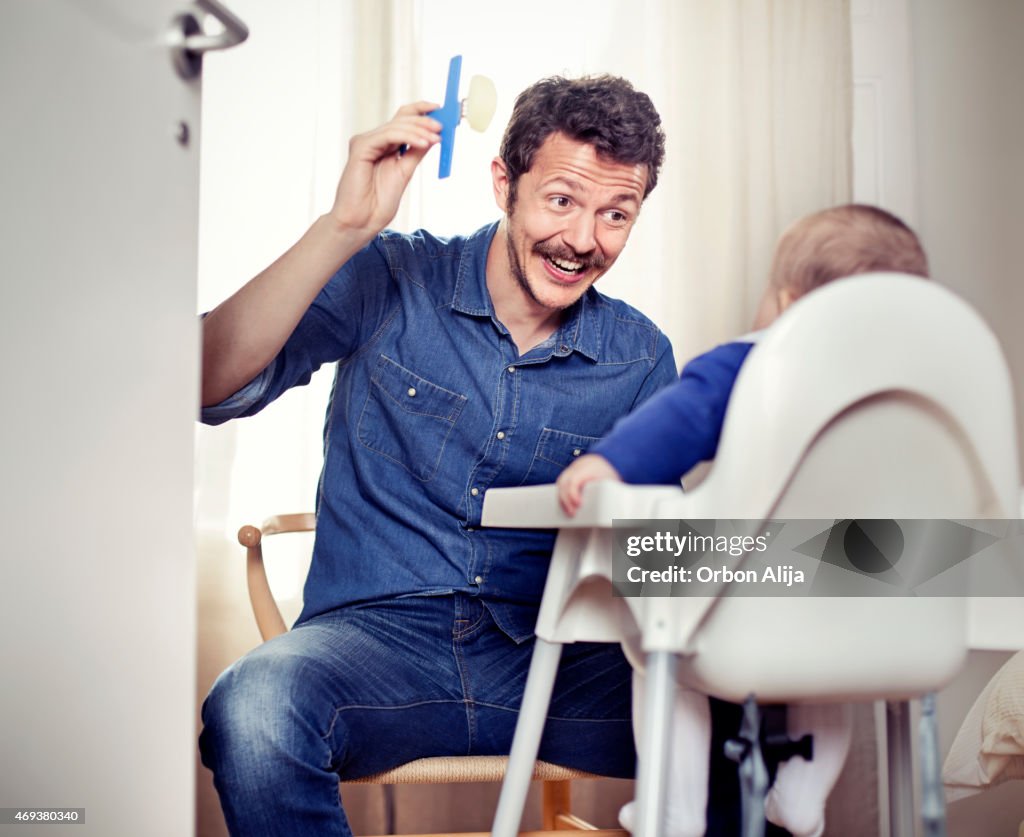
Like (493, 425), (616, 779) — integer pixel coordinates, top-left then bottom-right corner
(0, 3), (240, 834)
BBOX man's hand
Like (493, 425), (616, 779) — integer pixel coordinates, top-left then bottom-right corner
(556, 454), (623, 517)
(201, 104), (443, 409)
(329, 102), (442, 243)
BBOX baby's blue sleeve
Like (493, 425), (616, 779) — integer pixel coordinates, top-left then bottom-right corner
(592, 341), (754, 484)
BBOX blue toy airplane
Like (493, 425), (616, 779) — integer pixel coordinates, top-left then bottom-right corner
(427, 55), (496, 178)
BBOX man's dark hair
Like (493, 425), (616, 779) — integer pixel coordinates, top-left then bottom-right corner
(499, 75), (666, 206)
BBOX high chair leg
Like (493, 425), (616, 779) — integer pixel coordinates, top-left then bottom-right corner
(492, 638), (564, 837)
(886, 700), (915, 837)
(634, 651), (677, 837)
(919, 693), (947, 837)
(724, 695), (768, 837)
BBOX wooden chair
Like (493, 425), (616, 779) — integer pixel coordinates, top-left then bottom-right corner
(237, 513), (628, 837)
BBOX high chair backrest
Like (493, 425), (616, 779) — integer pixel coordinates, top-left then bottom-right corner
(664, 273), (1020, 703)
(685, 272), (1018, 521)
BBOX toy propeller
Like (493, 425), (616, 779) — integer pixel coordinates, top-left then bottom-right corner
(427, 55), (497, 178)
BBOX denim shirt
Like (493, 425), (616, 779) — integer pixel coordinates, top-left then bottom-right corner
(202, 221), (676, 641)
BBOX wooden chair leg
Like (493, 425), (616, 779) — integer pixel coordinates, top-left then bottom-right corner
(542, 779), (601, 831)
(383, 784), (396, 835)
(541, 779), (570, 830)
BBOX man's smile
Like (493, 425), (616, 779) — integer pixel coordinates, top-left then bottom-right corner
(533, 240), (606, 285)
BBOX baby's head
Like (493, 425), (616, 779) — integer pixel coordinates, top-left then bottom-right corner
(755, 204), (929, 327)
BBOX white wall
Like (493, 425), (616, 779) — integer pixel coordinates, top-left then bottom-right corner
(852, 0), (1023, 483)
(910, 0), (1024, 478)
(851, 0), (918, 224)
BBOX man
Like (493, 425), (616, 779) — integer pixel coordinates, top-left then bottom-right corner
(199, 75), (675, 836)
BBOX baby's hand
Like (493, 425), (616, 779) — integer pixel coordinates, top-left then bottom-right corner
(556, 454), (622, 517)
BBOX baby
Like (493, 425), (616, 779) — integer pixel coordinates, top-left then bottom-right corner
(557, 204), (930, 836)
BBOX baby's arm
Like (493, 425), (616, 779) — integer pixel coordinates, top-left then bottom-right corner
(590, 341), (755, 485)
(556, 454), (622, 517)
(558, 342), (754, 513)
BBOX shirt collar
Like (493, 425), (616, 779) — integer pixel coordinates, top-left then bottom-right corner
(451, 221), (499, 317)
(452, 220), (601, 362)
(549, 289), (601, 362)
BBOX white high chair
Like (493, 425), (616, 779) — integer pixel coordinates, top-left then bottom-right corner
(483, 274), (1020, 837)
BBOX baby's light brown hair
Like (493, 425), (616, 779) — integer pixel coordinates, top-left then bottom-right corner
(770, 204), (929, 299)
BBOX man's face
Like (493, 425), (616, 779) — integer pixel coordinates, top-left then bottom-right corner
(492, 133), (647, 311)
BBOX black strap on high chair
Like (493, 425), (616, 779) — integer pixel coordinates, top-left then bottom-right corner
(724, 696), (815, 837)
(724, 696), (770, 837)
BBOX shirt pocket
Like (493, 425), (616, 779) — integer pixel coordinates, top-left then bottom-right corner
(357, 355), (468, 482)
(520, 427), (603, 486)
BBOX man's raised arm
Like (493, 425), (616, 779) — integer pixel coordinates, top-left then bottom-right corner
(200, 103), (441, 407)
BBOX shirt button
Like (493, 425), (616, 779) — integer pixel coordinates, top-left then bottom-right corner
(471, 488), (479, 497)
(466, 527), (475, 532)
(507, 366), (516, 374)
(573, 449), (582, 457)
(407, 387), (417, 397)
(474, 575), (483, 584)
(496, 431), (506, 440)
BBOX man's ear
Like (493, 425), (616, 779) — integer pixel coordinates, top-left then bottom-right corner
(491, 157), (510, 213)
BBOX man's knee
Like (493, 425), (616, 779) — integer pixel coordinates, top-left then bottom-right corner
(199, 646), (333, 773)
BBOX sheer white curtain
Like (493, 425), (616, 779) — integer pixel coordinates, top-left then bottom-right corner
(195, 0), (851, 576)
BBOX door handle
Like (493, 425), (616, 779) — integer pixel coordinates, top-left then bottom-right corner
(169, 0), (249, 80)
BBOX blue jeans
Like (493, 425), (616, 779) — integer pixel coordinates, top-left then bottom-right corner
(199, 593), (634, 836)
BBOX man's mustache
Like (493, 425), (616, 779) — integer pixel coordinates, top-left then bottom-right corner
(533, 240), (607, 270)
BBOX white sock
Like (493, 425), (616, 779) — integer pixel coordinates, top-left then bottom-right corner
(618, 800), (636, 832)
(764, 703), (852, 837)
(625, 672), (710, 837)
